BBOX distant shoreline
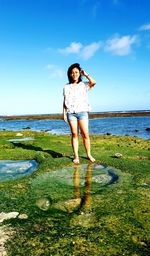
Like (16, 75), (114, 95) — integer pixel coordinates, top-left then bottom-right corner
(1, 110), (150, 120)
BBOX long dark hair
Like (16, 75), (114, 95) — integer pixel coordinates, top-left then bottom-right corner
(67, 63), (82, 84)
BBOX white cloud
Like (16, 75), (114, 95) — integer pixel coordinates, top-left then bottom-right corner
(80, 42), (101, 60)
(139, 23), (150, 31)
(104, 34), (138, 56)
(46, 64), (64, 78)
(58, 34), (139, 60)
(58, 42), (82, 55)
(58, 41), (101, 60)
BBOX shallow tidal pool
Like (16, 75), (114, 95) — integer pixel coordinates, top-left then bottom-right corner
(31, 163), (119, 214)
(0, 160), (38, 181)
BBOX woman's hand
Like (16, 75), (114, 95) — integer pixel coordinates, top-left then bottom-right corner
(63, 113), (68, 123)
(80, 69), (96, 87)
(80, 69), (89, 77)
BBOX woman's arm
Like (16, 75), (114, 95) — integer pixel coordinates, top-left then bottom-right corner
(63, 99), (68, 123)
(80, 70), (96, 88)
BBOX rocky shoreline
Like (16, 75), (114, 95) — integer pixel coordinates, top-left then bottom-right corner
(1, 111), (150, 121)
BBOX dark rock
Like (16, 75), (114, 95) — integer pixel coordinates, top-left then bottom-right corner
(106, 132), (112, 136)
(145, 127), (150, 131)
(23, 126), (31, 130)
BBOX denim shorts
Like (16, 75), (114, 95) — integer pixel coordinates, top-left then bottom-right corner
(67, 111), (88, 121)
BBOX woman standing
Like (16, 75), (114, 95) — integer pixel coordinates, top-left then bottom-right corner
(63, 63), (96, 164)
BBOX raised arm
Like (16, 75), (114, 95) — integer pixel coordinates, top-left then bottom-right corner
(80, 69), (96, 88)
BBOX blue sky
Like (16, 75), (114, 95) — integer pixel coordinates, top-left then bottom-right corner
(0, 0), (150, 115)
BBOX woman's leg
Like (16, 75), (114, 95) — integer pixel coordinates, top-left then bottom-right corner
(78, 119), (95, 162)
(68, 120), (79, 163)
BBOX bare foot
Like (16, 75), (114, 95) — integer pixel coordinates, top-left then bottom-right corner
(88, 155), (95, 163)
(73, 158), (80, 164)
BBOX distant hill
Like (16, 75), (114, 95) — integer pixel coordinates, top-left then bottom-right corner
(1, 110), (150, 120)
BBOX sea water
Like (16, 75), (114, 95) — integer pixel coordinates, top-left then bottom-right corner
(0, 116), (150, 140)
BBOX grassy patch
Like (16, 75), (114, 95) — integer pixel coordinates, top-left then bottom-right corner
(0, 131), (150, 256)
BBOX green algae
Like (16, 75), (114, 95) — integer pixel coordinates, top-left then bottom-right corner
(0, 131), (150, 256)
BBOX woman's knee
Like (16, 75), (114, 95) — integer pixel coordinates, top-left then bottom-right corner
(72, 132), (78, 138)
(81, 131), (89, 140)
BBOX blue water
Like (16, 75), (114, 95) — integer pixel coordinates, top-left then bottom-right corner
(0, 160), (38, 181)
(0, 116), (150, 140)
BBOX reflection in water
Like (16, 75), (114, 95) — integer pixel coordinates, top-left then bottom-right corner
(33, 163), (118, 214)
(73, 166), (80, 199)
(73, 163), (92, 212)
(83, 163), (92, 210)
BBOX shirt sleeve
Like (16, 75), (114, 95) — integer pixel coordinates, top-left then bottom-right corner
(63, 85), (66, 96)
(84, 82), (91, 92)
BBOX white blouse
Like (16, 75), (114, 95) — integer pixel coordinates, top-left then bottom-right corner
(63, 81), (91, 113)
